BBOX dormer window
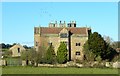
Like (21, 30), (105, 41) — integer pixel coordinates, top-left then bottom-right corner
(60, 33), (68, 38)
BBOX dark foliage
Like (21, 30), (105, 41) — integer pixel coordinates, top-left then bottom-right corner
(84, 32), (118, 61)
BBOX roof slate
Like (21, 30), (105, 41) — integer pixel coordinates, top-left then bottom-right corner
(39, 27), (89, 34)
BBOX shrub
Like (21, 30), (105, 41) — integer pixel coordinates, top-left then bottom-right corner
(45, 44), (56, 64)
(57, 42), (68, 64)
(95, 56), (102, 62)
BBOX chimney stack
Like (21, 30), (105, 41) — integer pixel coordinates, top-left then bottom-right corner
(64, 21), (65, 24)
(60, 21), (61, 24)
(55, 21), (57, 24)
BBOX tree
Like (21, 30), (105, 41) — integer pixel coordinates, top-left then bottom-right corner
(95, 56), (102, 62)
(21, 48), (37, 66)
(12, 43), (17, 46)
(23, 45), (29, 49)
(87, 32), (107, 60)
(103, 35), (113, 45)
(89, 32), (107, 57)
(103, 35), (118, 61)
(23, 45), (32, 49)
(34, 49), (43, 66)
(45, 44), (56, 64)
(21, 37), (48, 66)
(103, 35), (118, 49)
(6, 44), (12, 49)
(83, 41), (96, 61)
(57, 42), (68, 64)
(1, 43), (6, 48)
(84, 32), (117, 61)
(3, 50), (12, 58)
(27, 49), (37, 65)
(0, 43), (12, 49)
(37, 46), (46, 64)
(21, 51), (27, 60)
(21, 50), (29, 65)
(118, 41), (120, 48)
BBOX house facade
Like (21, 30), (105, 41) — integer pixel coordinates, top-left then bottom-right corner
(9, 44), (26, 57)
(34, 21), (91, 61)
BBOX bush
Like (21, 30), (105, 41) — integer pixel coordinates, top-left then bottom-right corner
(3, 50), (12, 58)
(95, 56), (102, 62)
(93, 62), (105, 68)
(112, 54), (120, 62)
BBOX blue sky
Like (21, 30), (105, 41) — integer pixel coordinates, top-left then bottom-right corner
(2, 2), (118, 46)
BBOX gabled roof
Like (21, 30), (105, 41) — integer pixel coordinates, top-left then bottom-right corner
(38, 27), (90, 35)
(40, 27), (62, 34)
(9, 44), (25, 50)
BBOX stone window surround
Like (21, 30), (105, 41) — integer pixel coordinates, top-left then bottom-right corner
(75, 51), (80, 55)
(76, 43), (81, 46)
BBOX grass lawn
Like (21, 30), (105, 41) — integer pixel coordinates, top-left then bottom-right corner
(2, 66), (119, 74)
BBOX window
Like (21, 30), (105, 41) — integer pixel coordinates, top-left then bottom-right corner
(18, 48), (20, 53)
(76, 51), (80, 55)
(36, 42), (38, 46)
(60, 41), (68, 46)
(64, 41), (68, 45)
(48, 42), (52, 45)
(60, 33), (68, 38)
(76, 43), (80, 46)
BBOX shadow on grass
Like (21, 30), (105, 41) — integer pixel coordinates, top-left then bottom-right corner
(1, 74), (119, 76)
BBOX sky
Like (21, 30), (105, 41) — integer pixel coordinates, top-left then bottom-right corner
(1, 2), (119, 46)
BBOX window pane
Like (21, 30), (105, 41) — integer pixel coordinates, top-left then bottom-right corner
(48, 42), (52, 45)
(36, 42), (38, 46)
(76, 51), (80, 55)
(60, 33), (68, 38)
(76, 43), (80, 46)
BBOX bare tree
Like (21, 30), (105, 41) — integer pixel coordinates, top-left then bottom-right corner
(103, 35), (117, 49)
(103, 35), (113, 45)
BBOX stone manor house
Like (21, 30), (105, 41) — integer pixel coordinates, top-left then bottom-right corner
(34, 21), (91, 61)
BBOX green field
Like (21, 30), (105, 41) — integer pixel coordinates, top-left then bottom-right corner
(2, 66), (119, 74)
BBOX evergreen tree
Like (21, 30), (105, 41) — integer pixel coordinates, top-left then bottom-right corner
(45, 44), (56, 64)
(84, 32), (117, 61)
(57, 42), (68, 64)
(88, 32), (107, 57)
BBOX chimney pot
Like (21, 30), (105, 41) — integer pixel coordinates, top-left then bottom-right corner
(60, 21), (61, 23)
(55, 21), (57, 24)
(64, 21), (65, 23)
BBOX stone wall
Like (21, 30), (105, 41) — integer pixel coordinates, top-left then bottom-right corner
(48, 36), (60, 55)
(71, 36), (88, 60)
(0, 59), (6, 66)
(112, 62), (120, 68)
(37, 62), (83, 68)
(22, 60), (26, 66)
